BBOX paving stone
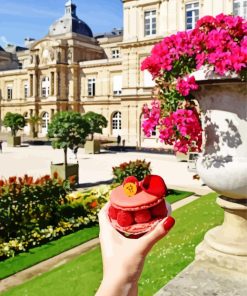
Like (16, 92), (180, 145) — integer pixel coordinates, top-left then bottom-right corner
(155, 261), (247, 296)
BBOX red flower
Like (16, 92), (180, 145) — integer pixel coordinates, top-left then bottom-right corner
(90, 201), (98, 208)
(53, 172), (58, 179)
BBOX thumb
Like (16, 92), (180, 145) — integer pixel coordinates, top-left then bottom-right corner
(141, 216), (175, 251)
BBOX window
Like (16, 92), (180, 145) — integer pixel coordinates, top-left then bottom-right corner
(143, 70), (155, 87)
(233, 0), (247, 18)
(112, 111), (122, 136)
(24, 83), (28, 98)
(144, 10), (156, 36)
(41, 77), (50, 98)
(57, 72), (60, 96)
(186, 2), (199, 30)
(112, 49), (120, 59)
(41, 112), (49, 130)
(7, 86), (13, 100)
(88, 78), (96, 96)
(113, 75), (122, 95)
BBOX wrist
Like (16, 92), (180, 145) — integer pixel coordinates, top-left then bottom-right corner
(96, 276), (138, 296)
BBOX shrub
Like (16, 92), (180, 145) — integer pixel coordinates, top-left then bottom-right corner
(112, 159), (151, 184)
(0, 174), (74, 241)
(0, 184), (110, 259)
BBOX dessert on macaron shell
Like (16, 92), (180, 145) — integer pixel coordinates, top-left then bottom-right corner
(108, 175), (170, 236)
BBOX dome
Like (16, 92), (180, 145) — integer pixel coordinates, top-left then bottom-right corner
(49, 1), (93, 38)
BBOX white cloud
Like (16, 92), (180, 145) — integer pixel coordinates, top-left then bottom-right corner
(0, 36), (13, 48)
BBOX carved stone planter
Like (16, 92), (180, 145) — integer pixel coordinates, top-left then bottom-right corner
(7, 136), (21, 147)
(195, 78), (247, 271)
(51, 163), (79, 184)
(84, 139), (100, 154)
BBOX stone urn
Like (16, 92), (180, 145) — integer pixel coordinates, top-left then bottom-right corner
(195, 76), (247, 272)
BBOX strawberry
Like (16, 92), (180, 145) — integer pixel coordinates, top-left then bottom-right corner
(150, 200), (168, 218)
(134, 209), (151, 223)
(140, 175), (167, 198)
(108, 206), (119, 220)
(117, 210), (134, 227)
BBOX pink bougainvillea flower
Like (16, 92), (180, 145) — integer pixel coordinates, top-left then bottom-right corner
(141, 13), (247, 153)
(176, 76), (199, 96)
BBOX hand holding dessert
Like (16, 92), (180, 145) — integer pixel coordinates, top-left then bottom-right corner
(96, 175), (175, 296)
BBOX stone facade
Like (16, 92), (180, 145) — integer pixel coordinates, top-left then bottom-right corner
(0, 0), (243, 146)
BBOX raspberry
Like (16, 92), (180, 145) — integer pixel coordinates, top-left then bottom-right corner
(134, 209), (151, 223)
(123, 176), (139, 185)
(150, 200), (167, 218)
(108, 206), (119, 220)
(117, 210), (134, 227)
(140, 175), (167, 198)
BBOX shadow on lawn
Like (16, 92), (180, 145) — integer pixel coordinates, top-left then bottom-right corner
(77, 178), (114, 189)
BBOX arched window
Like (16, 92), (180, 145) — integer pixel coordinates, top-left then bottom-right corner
(41, 77), (50, 98)
(112, 111), (122, 136)
(41, 112), (49, 134)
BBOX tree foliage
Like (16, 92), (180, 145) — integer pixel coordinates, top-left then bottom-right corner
(82, 111), (108, 140)
(3, 112), (26, 136)
(47, 111), (90, 165)
(28, 115), (41, 137)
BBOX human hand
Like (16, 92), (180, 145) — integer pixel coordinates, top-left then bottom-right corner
(96, 202), (175, 296)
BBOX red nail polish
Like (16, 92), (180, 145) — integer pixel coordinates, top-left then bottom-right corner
(163, 216), (175, 231)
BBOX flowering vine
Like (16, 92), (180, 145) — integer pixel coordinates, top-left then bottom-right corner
(141, 14), (247, 153)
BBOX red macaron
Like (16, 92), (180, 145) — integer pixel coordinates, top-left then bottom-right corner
(108, 175), (170, 236)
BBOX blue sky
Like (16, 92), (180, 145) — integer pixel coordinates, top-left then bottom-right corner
(0, 0), (123, 47)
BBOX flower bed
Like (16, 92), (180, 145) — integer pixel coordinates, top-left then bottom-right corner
(0, 175), (110, 260)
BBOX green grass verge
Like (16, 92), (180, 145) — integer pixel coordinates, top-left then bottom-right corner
(0, 189), (192, 280)
(2, 193), (223, 296)
(166, 189), (193, 204)
(0, 226), (99, 280)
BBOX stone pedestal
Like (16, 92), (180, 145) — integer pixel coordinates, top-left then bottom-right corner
(204, 197), (247, 257)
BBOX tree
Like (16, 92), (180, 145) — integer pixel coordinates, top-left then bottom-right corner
(28, 115), (41, 138)
(3, 112), (25, 136)
(82, 111), (108, 140)
(47, 111), (90, 166)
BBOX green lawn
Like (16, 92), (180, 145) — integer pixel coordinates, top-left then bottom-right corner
(0, 226), (99, 280)
(2, 193), (223, 296)
(165, 189), (193, 204)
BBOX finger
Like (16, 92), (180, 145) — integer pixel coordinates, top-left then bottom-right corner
(98, 202), (114, 233)
(141, 216), (175, 250)
(98, 202), (122, 240)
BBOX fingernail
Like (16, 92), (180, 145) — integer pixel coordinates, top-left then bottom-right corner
(163, 216), (175, 231)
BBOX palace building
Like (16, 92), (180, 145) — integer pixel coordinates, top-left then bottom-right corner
(0, 0), (245, 147)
